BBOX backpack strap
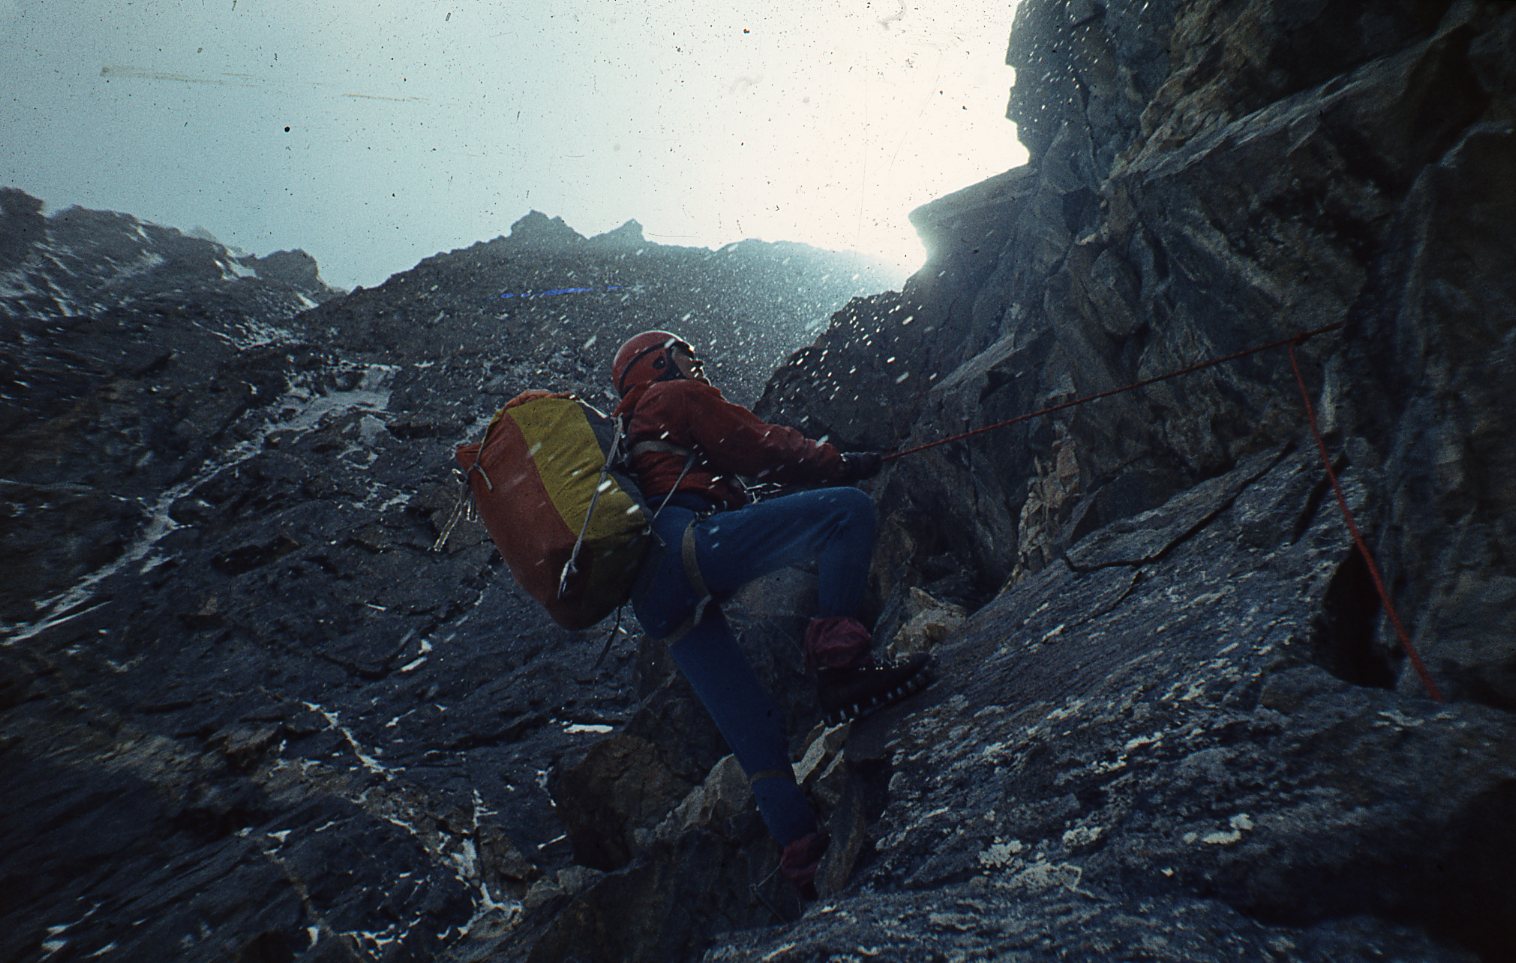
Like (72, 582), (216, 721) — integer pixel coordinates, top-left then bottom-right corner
(628, 439), (694, 458)
(624, 432), (701, 518)
(588, 423), (703, 664)
(558, 414), (627, 599)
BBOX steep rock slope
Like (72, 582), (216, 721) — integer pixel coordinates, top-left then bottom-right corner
(305, 210), (897, 409)
(1, 187), (339, 625)
(0, 197), (886, 962)
(710, 449), (1516, 961)
(761, 0), (1515, 709)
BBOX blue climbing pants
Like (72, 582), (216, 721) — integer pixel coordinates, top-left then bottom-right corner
(629, 486), (877, 845)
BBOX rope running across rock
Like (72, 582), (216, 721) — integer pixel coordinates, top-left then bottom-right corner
(883, 321), (1344, 462)
(1287, 342), (1443, 702)
(879, 321), (1443, 701)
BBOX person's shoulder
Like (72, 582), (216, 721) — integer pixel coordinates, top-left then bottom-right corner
(646, 378), (724, 403)
(634, 379), (711, 424)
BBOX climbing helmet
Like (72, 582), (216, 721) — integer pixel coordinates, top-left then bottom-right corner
(612, 330), (698, 396)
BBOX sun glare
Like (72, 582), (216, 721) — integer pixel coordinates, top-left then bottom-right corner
(678, 1), (1025, 282)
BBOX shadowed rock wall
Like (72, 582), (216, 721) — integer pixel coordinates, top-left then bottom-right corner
(704, 1), (1513, 958)
(760, 0), (1515, 710)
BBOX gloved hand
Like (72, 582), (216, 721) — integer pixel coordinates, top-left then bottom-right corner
(839, 451), (885, 482)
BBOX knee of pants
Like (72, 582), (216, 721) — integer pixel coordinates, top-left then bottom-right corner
(824, 485), (877, 533)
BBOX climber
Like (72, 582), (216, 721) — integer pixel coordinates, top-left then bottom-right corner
(611, 329), (933, 899)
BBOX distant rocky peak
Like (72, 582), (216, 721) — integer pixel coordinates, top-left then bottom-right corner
(0, 187), (47, 270)
(505, 210), (588, 249)
(0, 189), (339, 319)
(587, 218), (646, 248)
(245, 249), (326, 291)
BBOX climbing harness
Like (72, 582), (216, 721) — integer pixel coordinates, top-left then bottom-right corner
(880, 321), (1443, 702)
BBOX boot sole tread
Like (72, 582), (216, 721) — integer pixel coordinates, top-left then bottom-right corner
(822, 664), (934, 725)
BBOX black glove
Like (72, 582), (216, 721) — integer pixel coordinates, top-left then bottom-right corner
(839, 451), (884, 482)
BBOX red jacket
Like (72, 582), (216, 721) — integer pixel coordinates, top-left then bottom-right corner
(619, 379), (846, 509)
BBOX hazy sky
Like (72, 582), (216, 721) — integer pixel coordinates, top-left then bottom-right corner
(1, 1), (1027, 288)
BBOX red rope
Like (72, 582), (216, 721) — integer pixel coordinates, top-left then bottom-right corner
(883, 322), (1345, 462)
(1287, 343), (1443, 702)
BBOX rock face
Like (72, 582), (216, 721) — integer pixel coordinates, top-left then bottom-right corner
(710, 449), (1516, 961)
(5, 0), (1515, 959)
(0, 195), (339, 626)
(305, 208), (897, 409)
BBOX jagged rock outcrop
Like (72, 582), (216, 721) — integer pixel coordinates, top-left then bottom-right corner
(587, 219), (648, 250)
(245, 249), (326, 291)
(501, 210), (589, 250)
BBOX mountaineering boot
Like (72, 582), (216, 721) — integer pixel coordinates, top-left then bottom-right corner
(778, 830), (830, 901)
(816, 652), (934, 724)
(804, 616), (934, 725)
